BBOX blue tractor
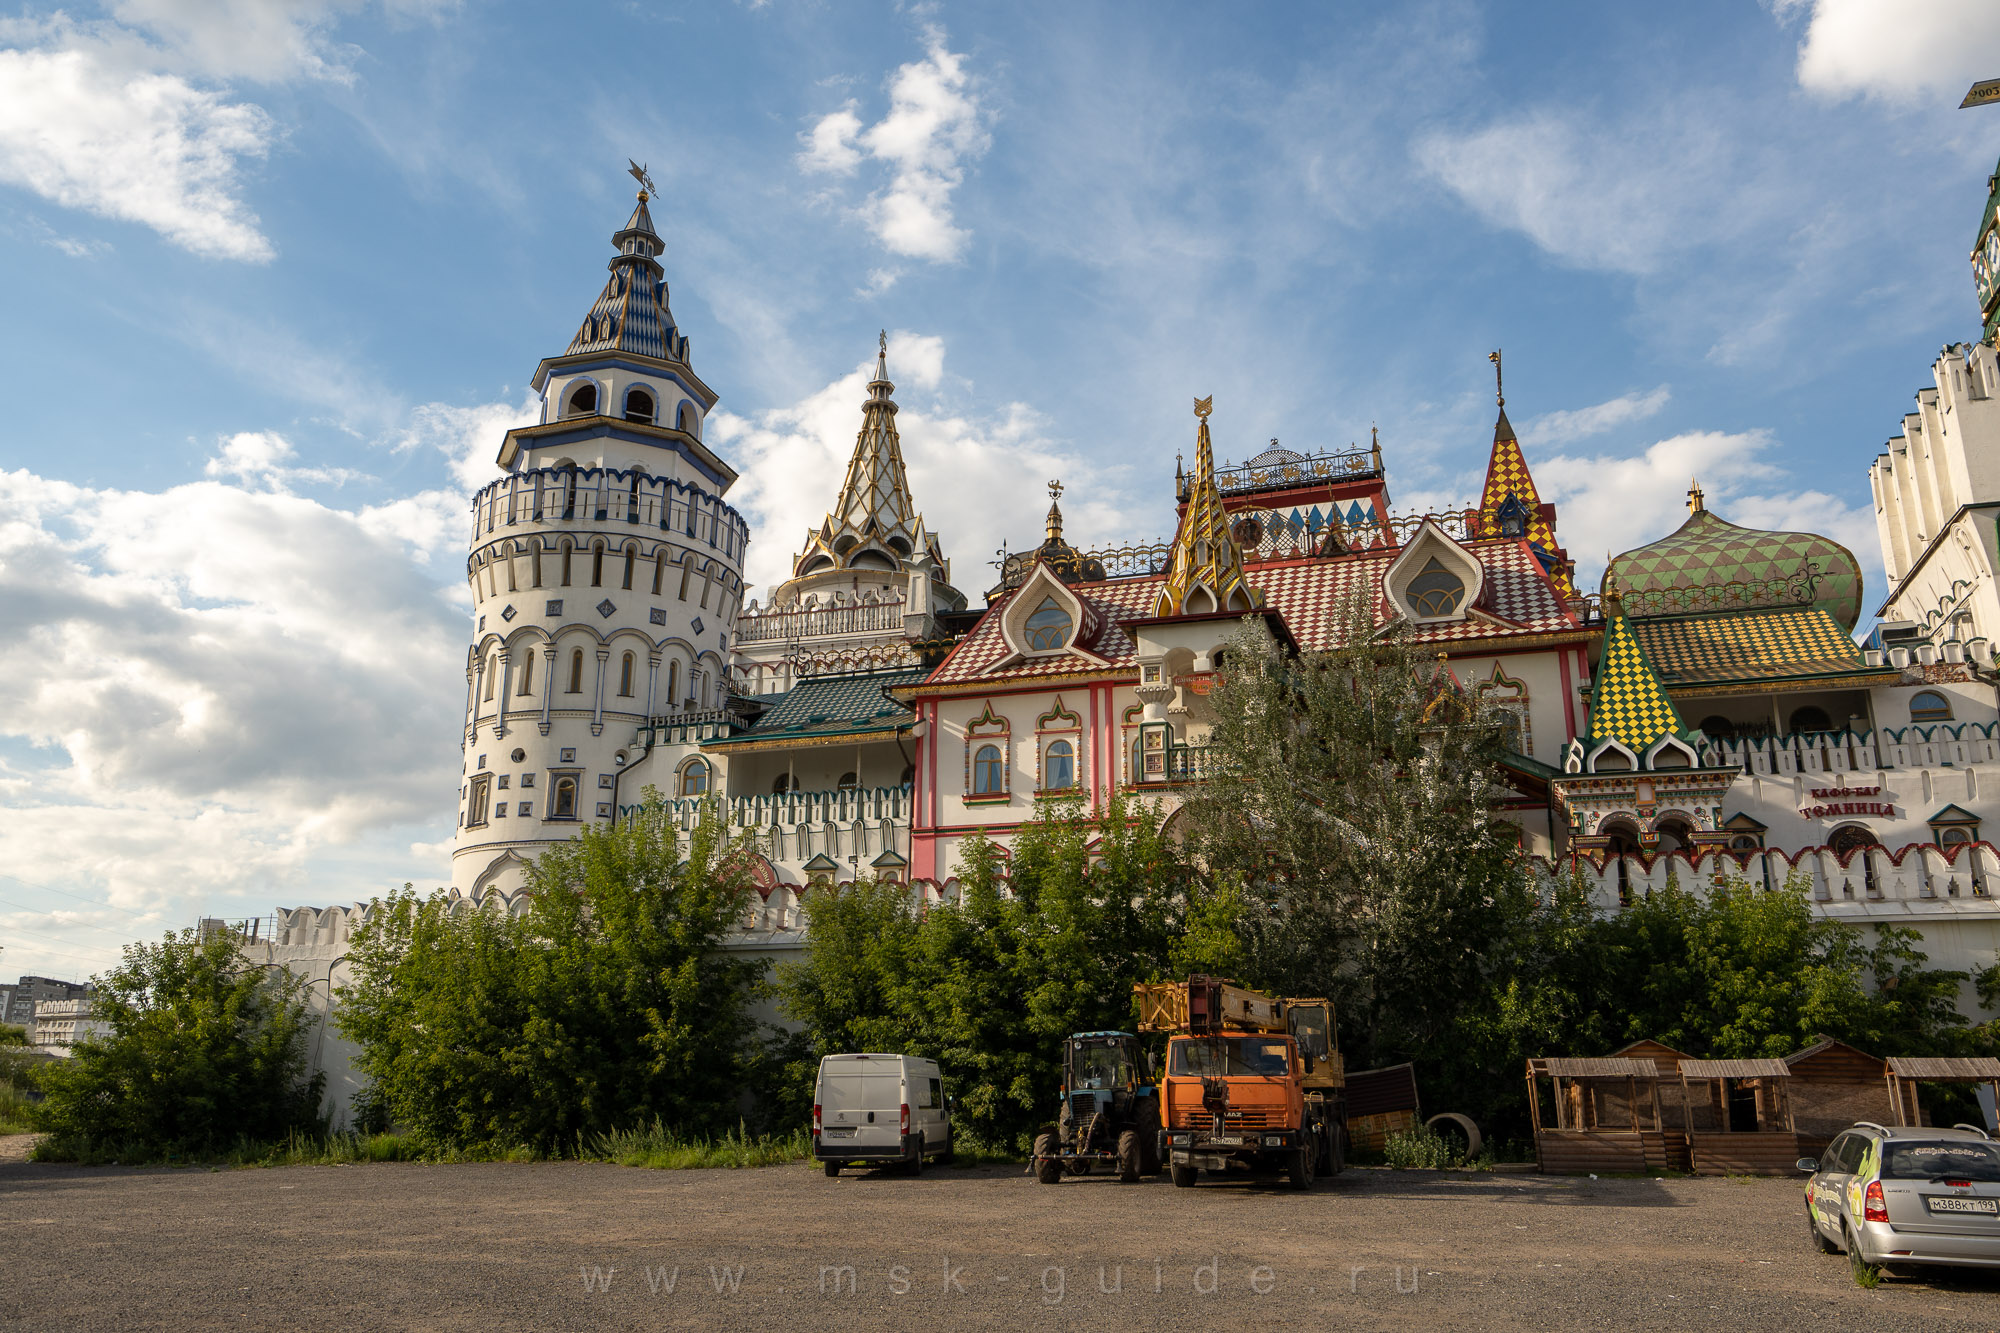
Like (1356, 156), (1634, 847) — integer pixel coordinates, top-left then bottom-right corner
(1031, 1031), (1162, 1184)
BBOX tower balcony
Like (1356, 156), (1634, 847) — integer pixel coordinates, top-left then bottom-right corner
(735, 595), (909, 643)
(470, 463), (749, 563)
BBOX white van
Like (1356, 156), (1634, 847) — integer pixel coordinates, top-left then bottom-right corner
(813, 1053), (951, 1176)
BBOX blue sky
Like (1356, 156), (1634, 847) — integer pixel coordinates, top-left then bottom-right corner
(1, 0), (1998, 979)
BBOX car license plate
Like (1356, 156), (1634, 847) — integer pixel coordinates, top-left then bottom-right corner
(823, 1127), (855, 1139)
(1926, 1196), (1998, 1215)
(1210, 1136), (1242, 1146)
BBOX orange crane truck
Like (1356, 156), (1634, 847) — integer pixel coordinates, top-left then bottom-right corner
(1133, 976), (1346, 1190)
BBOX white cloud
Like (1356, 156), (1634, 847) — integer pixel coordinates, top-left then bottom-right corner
(799, 29), (990, 263)
(1534, 429), (1881, 597)
(0, 42), (278, 261)
(0, 2), (450, 261)
(1414, 110), (1745, 276)
(1778, 0), (2000, 104)
(204, 429), (366, 489)
(709, 333), (1114, 601)
(1521, 386), (1671, 446)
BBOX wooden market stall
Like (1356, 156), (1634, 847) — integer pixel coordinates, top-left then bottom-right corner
(1678, 1058), (1801, 1175)
(1784, 1036), (1898, 1157)
(1884, 1056), (2000, 1127)
(1525, 1057), (1665, 1174)
(1344, 1063), (1422, 1154)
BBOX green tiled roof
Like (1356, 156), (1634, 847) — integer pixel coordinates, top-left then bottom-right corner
(1604, 508), (1863, 631)
(1586, 607), (1686, 751)
(706, 667), (926, 749)
(1628, 607), (1873, 687)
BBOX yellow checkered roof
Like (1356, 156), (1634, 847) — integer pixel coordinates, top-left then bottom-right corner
(1627, 607), (1864, 684)
(1479, 425), (1574, 597)
(1588, 609), (1686, 751)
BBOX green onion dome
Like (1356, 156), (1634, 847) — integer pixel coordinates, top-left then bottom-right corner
(1602, 507), (1863, 632)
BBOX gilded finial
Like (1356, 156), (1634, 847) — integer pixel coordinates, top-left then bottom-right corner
(1488, 349), (1504, 408)
(1048, 479), (1064, 504)
(1194, 395), (1213, 420)
(1687, 478), (1706, 514)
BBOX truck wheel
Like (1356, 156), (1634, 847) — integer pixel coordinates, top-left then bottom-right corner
(1287, 1143), (1313, 1191)
(1318, 1123), (1344, 1177)
(1117, 1130), (1142, 1183)
(906, 1135), (925, 1176)
(1032, 1133), (1062, 1185)
(823, 1161), (839, 1178)
(1170, 1163), (1198, 1188)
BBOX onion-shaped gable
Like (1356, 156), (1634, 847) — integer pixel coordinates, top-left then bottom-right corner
(1602, 507), (1863, 632)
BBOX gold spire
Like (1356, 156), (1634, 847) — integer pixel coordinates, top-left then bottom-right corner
(1489, 348), (1504, 407)
(1045, 479), (1065, 543)
(1687, 477), (1706, 514)
(1155, 396), (1261, 617)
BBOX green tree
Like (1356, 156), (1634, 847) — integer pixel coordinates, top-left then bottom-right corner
(34, 929), (324, 1157)
(338, 790), (764, 1153)
(775, 793), (1191, 1152)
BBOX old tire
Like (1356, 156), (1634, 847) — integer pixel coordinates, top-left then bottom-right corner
(1033, 1133), (1062, 1185)
(1117, 1130), (1142, 1183)
(1808, 1210), (1837, 1254)
(1287, 1143), (1313, 1191)
(1170, 1162), (1198, 1188)
(823, 1161), (839, 1178)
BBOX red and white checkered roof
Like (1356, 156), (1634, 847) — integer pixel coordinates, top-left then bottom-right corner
(924, 539), (1583, 686)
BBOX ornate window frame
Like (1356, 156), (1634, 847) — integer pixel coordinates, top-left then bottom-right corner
(1475, 662), (1532, 757)
(964, 701), (1012, 803)
(1381, 520), (1486, 627)
(1036, 696), (1083, 795)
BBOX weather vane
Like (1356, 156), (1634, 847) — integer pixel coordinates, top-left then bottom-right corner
(1048, 479), (1064, 504)
(1193, 395), (1213, 419)
(879, 329), (888, 356)
(627, 159), (657, 196)
(1489, 349), (1504, 407)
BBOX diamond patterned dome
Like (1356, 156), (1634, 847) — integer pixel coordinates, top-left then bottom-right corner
(1603, 509), (1863, 631)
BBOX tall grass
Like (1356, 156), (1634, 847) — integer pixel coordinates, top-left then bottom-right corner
(589, 1120), (810, 1170)
(0, 1081), (38, 1135)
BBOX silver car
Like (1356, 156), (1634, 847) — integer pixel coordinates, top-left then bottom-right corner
(1800, 1121), (2000, 1277)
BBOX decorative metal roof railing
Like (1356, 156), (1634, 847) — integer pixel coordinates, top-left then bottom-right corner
(1618, 570), (1821, 618)
(782, 642), (922, 678)
(1211, 443), (1383, 496)
(736, 596), (907, 643)
(1074, 507), (1497, 578)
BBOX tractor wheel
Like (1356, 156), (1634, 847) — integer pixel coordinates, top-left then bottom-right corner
(1117, 1130), (1142, 1183)
(1032, 1133), (1063, 1185)
(823, 1161), (839, 1178)
(1170, 1162), (1199, 1188)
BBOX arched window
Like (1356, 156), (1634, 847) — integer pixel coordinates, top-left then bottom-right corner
(772, 773), (798, 794)
(679, 759), (710, 797)
(619, 652), (635, 697)
(624, 387), (656, 424)
(1699, 715), (1736, 739)
(622, 547), (635, 590)
(567, 649), (584, 694)
(652, 550), (667, 595)
(1044, 739), (1076, 791)
(1941, 826), (1973, 848)
(678, 402), (700, 437)
(483, 652), (498, 700)
(516, 651), (534, 696)
(1789, 705), (1833, 734)
(1655, 817), (1695, 854)
(972, 744), (1005, 795)
(592, 543), (605, 588)
(1024, 596), (1072, 651)
(566, 381), (598, 417)
(551, 776), (578, 820)
(1407, 557), (1466, 618)
(667, 660), (681, 707)
(837, 771), (859, 790)
(1496, 709), (1526, 755)
(560, 541), (573, 587)
(1910, 690), (1954, 722)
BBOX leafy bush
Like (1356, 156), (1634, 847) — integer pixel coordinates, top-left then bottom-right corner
(33, 929), (324, 1159)
(589, 1120), (809, 1169)
(337, 791), (767, 1155)
(1383, 1124), (1459, 1170)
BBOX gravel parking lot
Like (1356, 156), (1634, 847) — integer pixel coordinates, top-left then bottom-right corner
(5, 1144), (2000, 1330)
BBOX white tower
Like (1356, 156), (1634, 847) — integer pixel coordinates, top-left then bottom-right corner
(452, 184), (749, 894)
